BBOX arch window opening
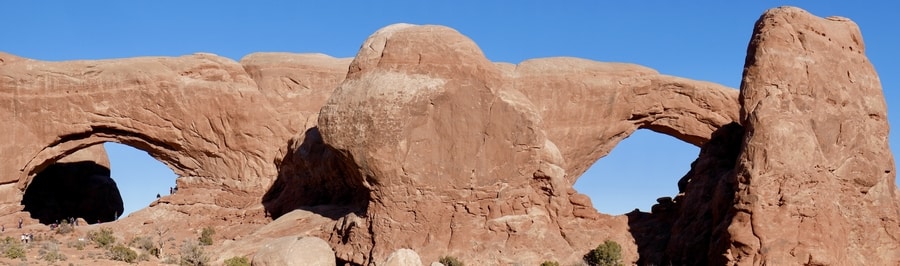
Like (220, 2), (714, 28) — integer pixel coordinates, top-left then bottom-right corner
(22, 142), (178, 225)
(573, 129), (699, 215)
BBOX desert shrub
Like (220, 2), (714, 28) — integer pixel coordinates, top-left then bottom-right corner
(129, 235), (159, 256)
(540, 261), (560, 266)
(138, 252), (151, 262)
(163, 256), (179, 264)
(2, 242), (25, 259)
(108, 244), (138, 263)
(66, 239), (86, 250)
(39, 242), (67, 262)
(438, 255), (464, 266)
(584, 240), (623, 266)
(179, 240), (209, 266)
(56, 220), (74, 235)
(224, 256), (250, 266)
(88, 227), (116, 248)
(198, 227), (215, 246)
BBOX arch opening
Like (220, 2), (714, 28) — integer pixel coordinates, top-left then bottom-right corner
(573, 129), (699, 215)
(22, 142), (178, 225)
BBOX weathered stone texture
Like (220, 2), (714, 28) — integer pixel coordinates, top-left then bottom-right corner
(724, 7), (900, 265)
(1, 6), (898, 266)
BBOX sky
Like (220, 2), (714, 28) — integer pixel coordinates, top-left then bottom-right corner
(2, 1), (898, 216)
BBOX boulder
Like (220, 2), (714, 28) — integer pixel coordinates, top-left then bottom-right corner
(384, 249), (423, 266)
(252, 236), (335, 266)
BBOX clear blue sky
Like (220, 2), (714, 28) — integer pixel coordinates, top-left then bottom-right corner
(2, 1), (898, 216)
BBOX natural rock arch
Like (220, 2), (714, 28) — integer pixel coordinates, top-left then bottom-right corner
(2, 7), (897, 266)
(505, 58), (740, 183)
(0, 51), (351, 221)
(315, 23), (742, 264)
(21, 126), (188, 189)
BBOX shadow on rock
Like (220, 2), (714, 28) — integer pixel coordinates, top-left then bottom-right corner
(263, 127), (370, 220)
(22, 161), (124, 224)
(627, 122), (744, 265)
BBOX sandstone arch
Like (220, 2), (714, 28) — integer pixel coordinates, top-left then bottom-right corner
(505, 58), (740, 182)
(0, 51), (351, 220)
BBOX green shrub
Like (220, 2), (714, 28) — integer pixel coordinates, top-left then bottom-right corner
(179, 240), (209, 266)
(88, 227), (116, 248)
(438, 255), (464, 266)
(224, 256), (250, 266)
(198, 227), (215, 246)
(2, 242), (25, 259)
(108, 244), (138, 263)
(584, 240), (623, 266)
(540, 261), (560, 266)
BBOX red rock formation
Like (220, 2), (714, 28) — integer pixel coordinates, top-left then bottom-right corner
(723, 7), (900, 265)
(1, 6), (898, 266)
(316, 24), (740, 264)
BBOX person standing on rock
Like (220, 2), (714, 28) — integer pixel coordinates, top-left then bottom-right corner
(17, 218), (22, 229)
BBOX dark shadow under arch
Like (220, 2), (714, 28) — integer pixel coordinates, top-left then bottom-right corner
(263, 127), (371, 220)
(22, 160), (123, 224)
(626, 122), (744, 265)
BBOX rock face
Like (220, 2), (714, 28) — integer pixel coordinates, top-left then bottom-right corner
(252, 236), (336, 266)
(315, 24), (739, 264)
(1, 6), (898, 266)
(722, 7), (900, 265)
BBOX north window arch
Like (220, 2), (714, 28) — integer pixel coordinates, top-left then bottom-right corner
(21, 139), (180, 225)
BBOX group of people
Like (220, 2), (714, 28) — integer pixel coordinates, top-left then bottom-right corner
(158, 186), (179, 199)
(49, 217), (78, 230)
(20, 232), (33, 244)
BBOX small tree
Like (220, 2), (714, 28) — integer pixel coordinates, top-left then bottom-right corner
(198, 227), (215, 246)
(179, 240), (209, 266)
(584, 240), (623, 266)
(155, 225), (171, 258)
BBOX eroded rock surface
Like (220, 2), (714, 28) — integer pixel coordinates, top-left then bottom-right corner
(0, 6), (898, 266)
(723, 7), (900, 265)
(0, 51), (351, 256)
(252, 236), (336, 266)
(316, 24), (739, 264)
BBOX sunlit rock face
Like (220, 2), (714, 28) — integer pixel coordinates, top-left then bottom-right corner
(721, 7), (900, 265)
(1, 6), (899, 266)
